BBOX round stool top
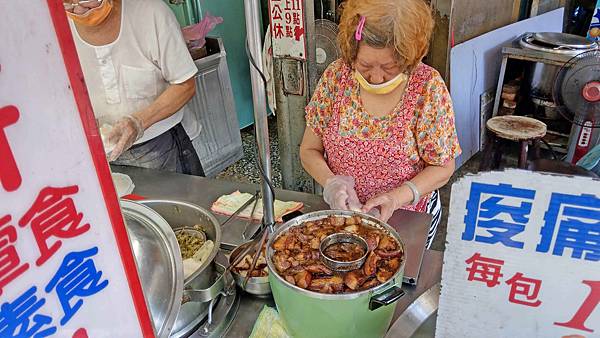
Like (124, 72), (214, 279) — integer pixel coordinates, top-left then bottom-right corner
(486, 116), (547, 141)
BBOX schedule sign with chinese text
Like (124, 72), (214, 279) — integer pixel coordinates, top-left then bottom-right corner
(0, 2), (153, 337)
(268, 0), (306, 60)
(437, 170), (600, 337)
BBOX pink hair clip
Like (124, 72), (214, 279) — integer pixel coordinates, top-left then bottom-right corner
(355, 16), (366, 41)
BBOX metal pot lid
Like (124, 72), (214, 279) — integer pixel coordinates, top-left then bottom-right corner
(520, 32), (597, 55)
(532, 32), (595, 49)
(121, 200), (183, 338)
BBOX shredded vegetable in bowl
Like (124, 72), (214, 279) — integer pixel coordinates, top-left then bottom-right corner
(175, 225), (214, 278)
(176, 227), (206, 259)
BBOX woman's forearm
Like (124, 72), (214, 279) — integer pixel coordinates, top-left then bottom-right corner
(391, 161), (455, 205)
(299, 148), (335, 186)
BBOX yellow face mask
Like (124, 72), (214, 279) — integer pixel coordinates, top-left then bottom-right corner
(67, 0), (113, 26)
(355, 70), (407, 95)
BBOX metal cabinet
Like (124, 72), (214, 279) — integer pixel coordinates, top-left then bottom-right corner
(186, 37), (243, 177)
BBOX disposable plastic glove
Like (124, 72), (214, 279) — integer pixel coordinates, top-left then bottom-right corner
(362, 191), (402, 222)
(106, 115), (144, 162)
(323, 176), (362, 211)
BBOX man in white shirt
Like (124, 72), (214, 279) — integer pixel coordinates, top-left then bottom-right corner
(65, 0), (204, 175)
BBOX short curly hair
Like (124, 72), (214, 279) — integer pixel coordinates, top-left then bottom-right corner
(337, 0), (434, 72)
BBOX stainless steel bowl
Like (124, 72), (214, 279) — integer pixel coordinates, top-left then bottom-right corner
(229, 241), (271, 296)
(319, 232), (368, 271)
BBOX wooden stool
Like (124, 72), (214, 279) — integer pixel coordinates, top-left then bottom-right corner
(480, 116), (547, 171)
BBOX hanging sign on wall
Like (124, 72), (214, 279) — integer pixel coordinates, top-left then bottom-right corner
(268, 0), (307, 60)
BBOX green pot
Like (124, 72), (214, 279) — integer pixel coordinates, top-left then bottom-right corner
(266, 210), (406, 338)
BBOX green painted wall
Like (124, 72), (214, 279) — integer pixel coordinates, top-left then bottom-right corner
(164, 1), (198, 27)
(200, 0), (257, 128)
(164, 0), (257, 129)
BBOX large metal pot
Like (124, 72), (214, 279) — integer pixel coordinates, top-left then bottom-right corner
(520, 32), (597, 101)
(122, 199), (229, 338)
(266, 210), (406, 338)
(137, 200), (226, 338)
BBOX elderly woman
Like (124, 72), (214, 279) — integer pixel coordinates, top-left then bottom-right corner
(299, 0), (461, 247)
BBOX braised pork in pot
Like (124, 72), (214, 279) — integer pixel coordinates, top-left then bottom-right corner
(271, 216), (403, 294)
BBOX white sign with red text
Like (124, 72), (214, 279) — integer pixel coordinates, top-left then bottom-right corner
(268, 0), (306, 60)
(437, 170), (600, 337)
(0, 2), (153, 337)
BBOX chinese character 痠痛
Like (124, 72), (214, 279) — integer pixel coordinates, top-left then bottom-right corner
(0, 215), (29, 295)
(46, 247), (108, 325)
(465, 252), (504, 287)
(271, 3), (282, 20)
(537, 193), (600, 261)
(0, 286), (56, 338)
(273, 23), (284, 39)
(285, 25), (293, 38)
(19, 186), (90, 266)
(505, 272), (542, 307)
(463, 182), (535, 249)
(0, 105), (22, 192)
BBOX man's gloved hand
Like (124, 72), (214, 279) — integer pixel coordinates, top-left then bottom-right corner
(107, 115), (144, 162)
(323, 176), (362, 211)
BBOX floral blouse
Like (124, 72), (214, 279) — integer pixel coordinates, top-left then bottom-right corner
(306, 59), (461, 167)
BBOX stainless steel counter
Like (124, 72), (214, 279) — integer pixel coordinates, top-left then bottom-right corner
(114, 166), (442, 337)
(114, 165), (329, 249)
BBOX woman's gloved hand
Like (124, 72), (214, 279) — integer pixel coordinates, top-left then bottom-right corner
(106, 115), (144, 162)
(323, 176), (362, 211)
(362, 191), (402, 222)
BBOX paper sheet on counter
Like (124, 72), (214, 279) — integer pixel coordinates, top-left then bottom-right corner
(211, 191), (303, 223)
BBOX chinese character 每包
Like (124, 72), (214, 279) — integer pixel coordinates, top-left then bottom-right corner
(505, 272), (542, 307)
(465, 252), (504, 287)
